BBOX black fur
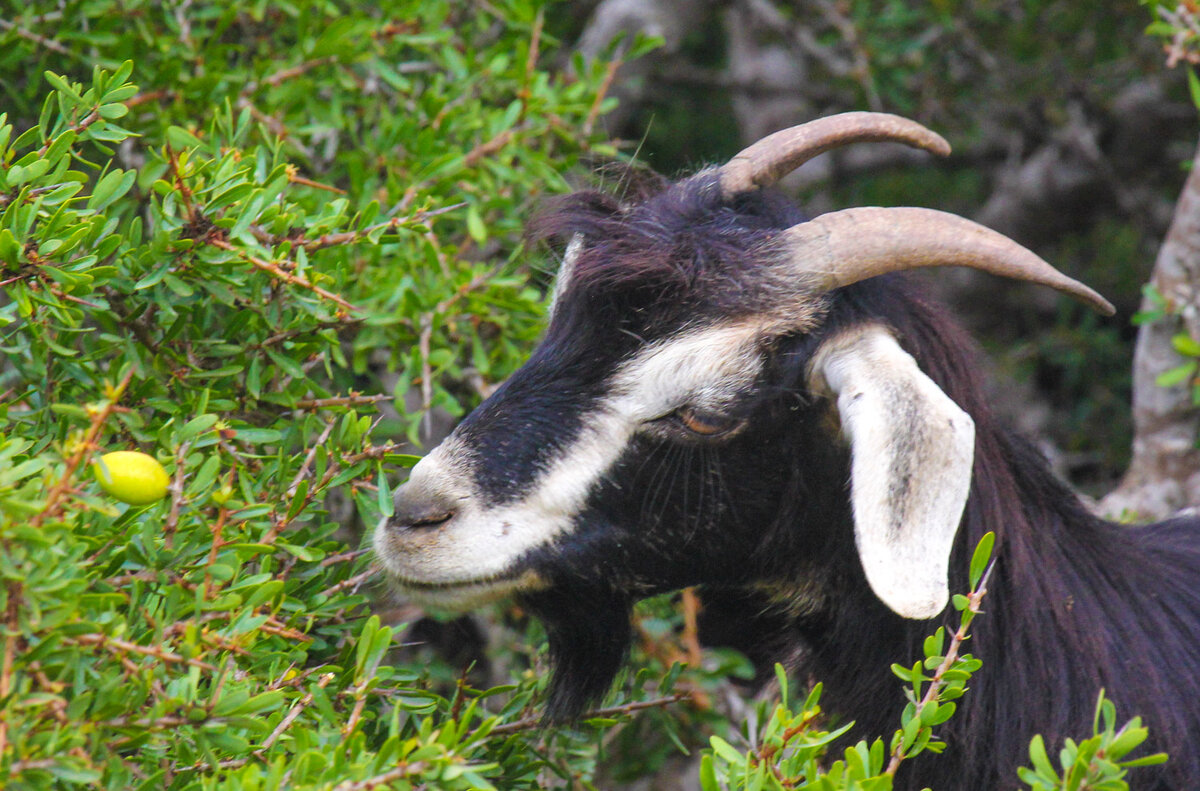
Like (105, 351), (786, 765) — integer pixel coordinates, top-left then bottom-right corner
(472, 173), (1200, 789)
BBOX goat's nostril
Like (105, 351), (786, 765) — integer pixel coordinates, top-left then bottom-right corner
(391, 482), (459, 532)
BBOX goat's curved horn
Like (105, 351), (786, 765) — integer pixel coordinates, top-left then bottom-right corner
(719, 112), (951, 197)
(782, 207), (1116, 315)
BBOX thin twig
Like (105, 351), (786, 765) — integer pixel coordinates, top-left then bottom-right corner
(287, 419), (337, 499)
(319, 548), (371, 567)
(294, 393), (392, 410)
(251, 56), (338, 92)
(302, 202), (466, 252)
(517, 10), (544, 122)
(318, 567), (378, 598)
(0, 18), (73, 56)
(0, 182), (75, 208)
(462, 128), (515, 168)
(331, 761), (430, 791)
(285, 164), (345, 195)
(884, 561), (994, 777)
(70, 633), (217, 672)
(32, 369), (135, 528)
(485, 692), (693, 738)
(584, 55), (622, 136)
(259, 672), (335, 752)
(162, 440), (191, 549)
(208, 237), (358, 313)
(165, 145), (197, 222)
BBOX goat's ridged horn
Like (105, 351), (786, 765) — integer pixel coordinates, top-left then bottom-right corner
(719, 112), (951, 197)
(783, 207), (1116, 315)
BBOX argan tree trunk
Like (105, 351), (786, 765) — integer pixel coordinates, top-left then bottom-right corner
(1100, 137), (1200, 521)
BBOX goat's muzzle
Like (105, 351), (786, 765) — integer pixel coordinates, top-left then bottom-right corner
(389, 483), (457, 531)
(374, 449), (551, 611)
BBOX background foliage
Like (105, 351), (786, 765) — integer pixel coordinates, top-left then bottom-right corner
(0, 1), (1192, 789)
(0, 2), (669, 788)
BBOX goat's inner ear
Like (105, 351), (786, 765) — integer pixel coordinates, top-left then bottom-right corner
(808, 325), (975, 619)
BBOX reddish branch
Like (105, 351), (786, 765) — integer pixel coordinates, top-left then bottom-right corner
(294, 393), (392, 410)
(518, 10), (544, 121)
(331, 762), (431, 791)
(317, 567), (377, 598)
(884, 574), (990, 777)
(260, 672), (334, 753)
(462, 129), (516, 169)
(70, 633), (217, 672)
(584, 55), (622, 136)
(165, 145), (198, 222)
(207, 237), (358, 314)
(302, 202), (465, 252)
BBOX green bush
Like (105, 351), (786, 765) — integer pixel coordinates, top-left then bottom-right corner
(0, 3), (675, 788)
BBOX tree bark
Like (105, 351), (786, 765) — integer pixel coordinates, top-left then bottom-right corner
(574, 0), (714, 133)
(1100, 137), (1200, 521)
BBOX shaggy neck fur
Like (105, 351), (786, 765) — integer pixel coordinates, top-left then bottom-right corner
(521, 179), (1200, 789)
(780, 282), (1200, 790)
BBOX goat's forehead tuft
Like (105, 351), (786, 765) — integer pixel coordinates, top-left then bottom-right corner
(532, 170), (812, 316)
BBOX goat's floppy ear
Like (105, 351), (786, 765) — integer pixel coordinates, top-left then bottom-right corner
(809, 326), (975, 619)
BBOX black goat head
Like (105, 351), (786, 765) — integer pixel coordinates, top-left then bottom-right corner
(373, 112), (1113, 719)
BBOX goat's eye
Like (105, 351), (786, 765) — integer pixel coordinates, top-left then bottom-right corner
(675, 407), (741, 437)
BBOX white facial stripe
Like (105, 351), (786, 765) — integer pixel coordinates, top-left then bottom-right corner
(376, 321), (769, 598)
(547, 234), (584, 319)
(610, 320), (767, 417)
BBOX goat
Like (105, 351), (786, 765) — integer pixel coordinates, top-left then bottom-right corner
(374, 113), (1200, 790)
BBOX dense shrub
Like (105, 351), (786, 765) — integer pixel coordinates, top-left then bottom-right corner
(0, 3), (672, 787)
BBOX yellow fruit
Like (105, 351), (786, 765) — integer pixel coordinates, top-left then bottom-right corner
(93, 450), (170, 505)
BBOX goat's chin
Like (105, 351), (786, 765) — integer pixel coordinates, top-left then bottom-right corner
(385, 568), (546, 613)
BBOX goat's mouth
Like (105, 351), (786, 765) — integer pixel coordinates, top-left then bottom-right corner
(383, 565), (546, 611)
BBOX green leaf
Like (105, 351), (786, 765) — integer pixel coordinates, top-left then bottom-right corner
(166, 125), (204, 149)
(969, 532), (995, 589)
(44, 130), (78, 164)
(0, 228), (20, 265)
(44, 71), (84, 103)
(99, 102), (129, 119)
(180, 413), (219, 440)
(709, 736), (745, 765)
(466, 204), (488, 243)
(1155, 361), (1197, 388)
(1028, 734), (1057, 778)
(87, 168), (135, 211)
(1171, 333), (1200, 358)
